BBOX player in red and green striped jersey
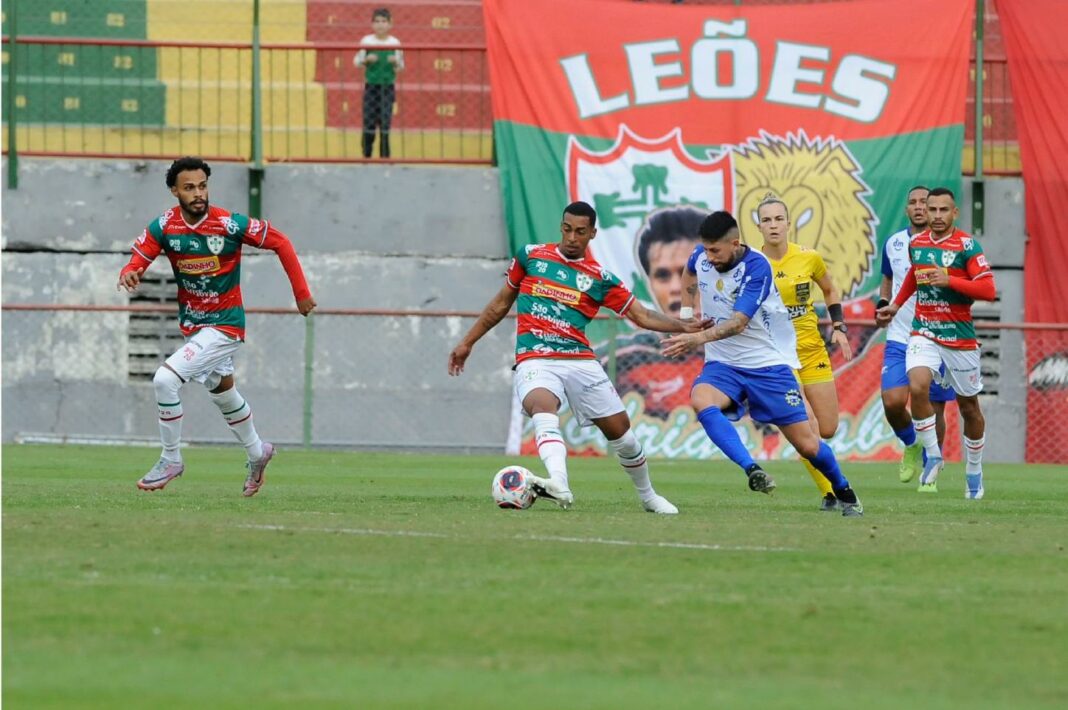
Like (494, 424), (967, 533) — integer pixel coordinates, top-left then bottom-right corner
(876, 187), (995, 499)
(448, 201), (707, 514)
(118, 157), (316, 496)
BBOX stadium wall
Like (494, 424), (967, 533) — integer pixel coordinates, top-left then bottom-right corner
(1, 158), (1027, 461)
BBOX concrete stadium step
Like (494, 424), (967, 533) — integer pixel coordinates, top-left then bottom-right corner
(2, 0), (148, 39)
(2, 125), (493, 161)
(307, 0), (484, 44)
(4, 76), (165, 125)
(322, 82), (491, 130)
(312, 46), (487, 85)
(2, 42), (158, 81)
(145, 0), (307, 42)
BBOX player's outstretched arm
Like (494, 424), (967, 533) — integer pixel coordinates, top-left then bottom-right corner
(625, 301), (707, 334)
(118, 227), (162, 293)
(661, 311), (751, 358)
(256, 224), (316, 315)
(448, 284), (519, 376)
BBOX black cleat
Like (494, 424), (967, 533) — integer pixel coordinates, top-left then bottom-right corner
(745, 464), (776, 495)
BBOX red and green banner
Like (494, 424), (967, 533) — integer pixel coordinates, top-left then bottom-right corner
(999, 0), (1068, 462)
(486, 0), (972, 460)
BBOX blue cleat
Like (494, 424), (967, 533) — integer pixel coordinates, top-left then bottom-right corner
(965, 472), (985, 500)
(918, 455), (943, 492)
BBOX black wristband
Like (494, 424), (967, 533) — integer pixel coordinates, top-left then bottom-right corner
(876, 298), (890, 310)
(828, 303), (844, 324)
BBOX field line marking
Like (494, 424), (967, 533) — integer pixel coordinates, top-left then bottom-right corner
(236, 524), (797, 553)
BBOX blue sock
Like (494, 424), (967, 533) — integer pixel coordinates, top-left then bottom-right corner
(807, 442), (849, 490)
(697, 406), (756, 473)
(894, 424), (917, 447)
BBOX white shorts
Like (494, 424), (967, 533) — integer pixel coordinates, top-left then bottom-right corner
(164, 327), (240, 389)
(514, 358), (624, 427)
(905, 334), (982, 397)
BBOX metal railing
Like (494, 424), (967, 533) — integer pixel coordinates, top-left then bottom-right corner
(3, 304), (1066, 462)
(2, 36), (493, 168)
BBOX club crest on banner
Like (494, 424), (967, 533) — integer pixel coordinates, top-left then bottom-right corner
(566, 125), (733, 295)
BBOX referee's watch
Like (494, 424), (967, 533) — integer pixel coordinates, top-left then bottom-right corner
(832, 322), (848, 334)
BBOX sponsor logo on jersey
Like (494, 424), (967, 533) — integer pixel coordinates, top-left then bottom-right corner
(575, 273), (593, 292)
(787, 304), (808, 320)
(220, 216), (240, 236)
(794, 282), (811, 304)
(248, 218), (263, 236)
(158, 208), (174, 230)
(206, 234), (225, 255)
(532, 282), (581, 305)
(137, 229), (148, 245)
(976, 254), (989, 269)
(176, 255), (221, 274)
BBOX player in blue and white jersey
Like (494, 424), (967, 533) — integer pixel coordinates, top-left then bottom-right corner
(662, 211), (863, 516)
(879, 185), (955, 483)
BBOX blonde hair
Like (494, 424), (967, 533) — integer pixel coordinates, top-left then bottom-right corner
(757, 191), (789, 221)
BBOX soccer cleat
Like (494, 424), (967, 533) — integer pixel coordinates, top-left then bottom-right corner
(917, 482), (939, 493)
(840, 500), (864, 517)
(530, 475), (574, 509)
(899, 443), (923, 483)
(918, 455), (944, 489)
(641, 494), (679, 515)
(137, 458), (184, 491)
(965, 472), (985, 500)
(745, 464), (776, 495)
(242, 442), (274, 497)
(819, 493), (839, 512)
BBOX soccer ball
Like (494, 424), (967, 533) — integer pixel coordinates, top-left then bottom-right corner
(491, 465), (537, 509)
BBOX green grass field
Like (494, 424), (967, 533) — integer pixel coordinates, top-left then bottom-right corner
(3, 444), (1067, 709)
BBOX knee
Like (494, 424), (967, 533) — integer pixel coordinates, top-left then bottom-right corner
(796, 440), (821, 459)
(958, 397), (983, 420)
(882, 389), (907, 415)
(817, 419), (838, 440)
(153, 366), (182, 397)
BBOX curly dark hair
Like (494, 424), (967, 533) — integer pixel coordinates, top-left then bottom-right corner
(166, 157), (211, 188)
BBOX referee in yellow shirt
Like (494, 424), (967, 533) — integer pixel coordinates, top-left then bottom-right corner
(757, 193), (854, 511)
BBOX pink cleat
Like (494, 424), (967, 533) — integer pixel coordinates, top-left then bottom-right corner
(243, 443), (274, 497)
(137, 459), (185, 491)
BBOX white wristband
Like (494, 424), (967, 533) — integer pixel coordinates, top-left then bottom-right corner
(680, 307), (694, 320)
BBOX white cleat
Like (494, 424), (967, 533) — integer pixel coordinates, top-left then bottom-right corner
(530, 475), (574, 509)
(137, 458), (184, 491)
(641, 495), (679, 515)
(965, 472), (985, 500)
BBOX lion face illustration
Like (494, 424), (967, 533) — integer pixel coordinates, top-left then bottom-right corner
(732, 131), (877, 297)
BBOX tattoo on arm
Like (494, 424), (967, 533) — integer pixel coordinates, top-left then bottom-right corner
(704, 313), (748, 342)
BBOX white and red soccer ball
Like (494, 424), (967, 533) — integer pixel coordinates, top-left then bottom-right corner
(491, 465), (536, 509)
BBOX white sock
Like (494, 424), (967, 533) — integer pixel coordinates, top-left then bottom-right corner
(210, 386), (264, 461)
(532, 412), (568, 489)
(607, 430), (654, 500)
(964, 435), (985, 475)
(914, 415), (941, 460)
(154, 367), (184, 462)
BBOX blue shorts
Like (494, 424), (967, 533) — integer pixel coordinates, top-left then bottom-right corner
(693, 361), (809, 427)
(882, 341), (956, 402)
